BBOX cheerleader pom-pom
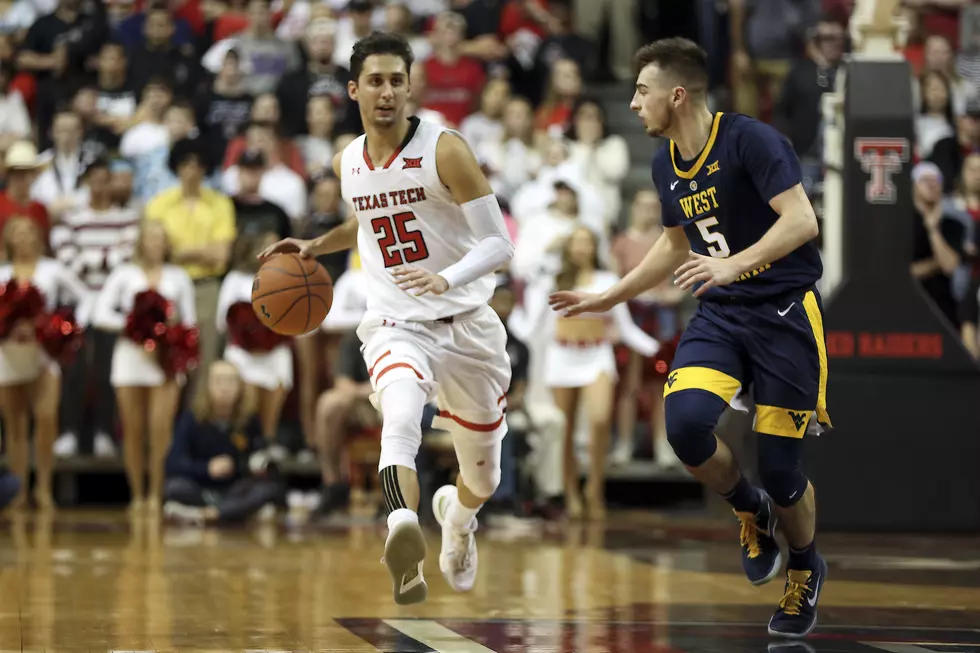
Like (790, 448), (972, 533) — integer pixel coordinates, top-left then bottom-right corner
(0, 282), (45, 339)
(124, 289), (171, 346)
(36, 307), (85, 364)
(160, 324), (201, 377)
(226, 301), (288, 352)
(650, 333), (682, 376)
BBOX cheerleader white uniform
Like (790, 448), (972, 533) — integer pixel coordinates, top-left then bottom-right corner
(217, 270), (293, 391)
(513, 270), (660, 389)
(0, 258), (92, 385)
(93, 263), (197, 387)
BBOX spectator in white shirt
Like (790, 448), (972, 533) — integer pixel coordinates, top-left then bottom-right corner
(296, 95), (335, 178)
(460, 77), (509, 154)
(565, 98), (629, 228)
(332, 0), (376, 68)
(221, 122), (307, 221)
(118, 78), (174, 160)
(0, 61), (31, 156)
(478, 96), (543, 202)
(123, 99), (198, 203)
(31, 107), (90, 219)
(50, 157), (141, 460)
(384, 1), (432, 62)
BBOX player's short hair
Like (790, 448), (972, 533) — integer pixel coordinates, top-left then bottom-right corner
(350, 31), (415, 82)
(633, 38), (709, 92)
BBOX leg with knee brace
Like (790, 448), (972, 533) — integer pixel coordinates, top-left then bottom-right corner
(451, 430), (503, 500)
(378, 380), (428, 514)
(664, 391), (727, 468)
(757, 434), (808, 508)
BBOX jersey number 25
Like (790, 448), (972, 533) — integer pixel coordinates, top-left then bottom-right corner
(372, 211), (430, 268)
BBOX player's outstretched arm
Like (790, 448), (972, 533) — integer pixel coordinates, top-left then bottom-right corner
(393, 131), (514, 296)
(550, 226), (690, 317)
(258, 153), (359, 260)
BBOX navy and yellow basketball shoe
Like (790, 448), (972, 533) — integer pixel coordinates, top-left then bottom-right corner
(768, 554), (828, 638)
(735, 493), (782, 585)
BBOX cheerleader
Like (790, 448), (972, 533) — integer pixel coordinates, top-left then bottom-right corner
(93, 221), (197, 515)
(514, 226), (659, 519)
(0, 217), (91, 510)
(217, 233), (292, 444)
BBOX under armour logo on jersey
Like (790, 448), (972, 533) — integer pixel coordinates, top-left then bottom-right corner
(352, 167), (361, 175)
(402, 157), (423, 169)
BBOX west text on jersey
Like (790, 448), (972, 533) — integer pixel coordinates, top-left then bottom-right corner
(679, 186), (719, 220)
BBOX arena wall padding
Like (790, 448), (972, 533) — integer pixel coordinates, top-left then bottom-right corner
(811, 59), (980, 532)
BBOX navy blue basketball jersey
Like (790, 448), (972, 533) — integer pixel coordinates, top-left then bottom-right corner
(652, 112), (823, 302)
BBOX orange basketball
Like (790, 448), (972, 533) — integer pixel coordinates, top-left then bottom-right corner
(251, 254), (333, 336)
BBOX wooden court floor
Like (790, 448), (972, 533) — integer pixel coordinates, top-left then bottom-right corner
(0, 510), (979, 652)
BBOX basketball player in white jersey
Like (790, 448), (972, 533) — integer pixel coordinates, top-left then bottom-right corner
(260, 32), (514, 606)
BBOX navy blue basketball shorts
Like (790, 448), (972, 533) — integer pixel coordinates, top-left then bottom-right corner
(663, 288), (832, 438)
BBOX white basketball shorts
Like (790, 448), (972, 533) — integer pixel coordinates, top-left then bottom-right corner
(356, 304), (511, 442)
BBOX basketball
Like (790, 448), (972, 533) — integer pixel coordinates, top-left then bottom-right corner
(251, 253), (333, 336)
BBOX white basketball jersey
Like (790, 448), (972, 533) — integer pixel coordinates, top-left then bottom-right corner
(340, 117), (495, 322)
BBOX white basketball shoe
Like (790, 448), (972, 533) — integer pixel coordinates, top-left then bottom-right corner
(432, 485), (478, 592)
(382, 516), (428, 605)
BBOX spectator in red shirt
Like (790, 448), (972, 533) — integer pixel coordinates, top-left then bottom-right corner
(535, 57), (581, 133)
(423, 12), (487, 128)
(0, 141), (51, 250)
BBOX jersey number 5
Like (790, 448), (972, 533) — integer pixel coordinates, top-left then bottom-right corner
(371, 211), (430, 268)
(695, 217), (731, 258)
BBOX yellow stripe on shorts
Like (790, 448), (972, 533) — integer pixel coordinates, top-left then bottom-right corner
(802, 290), (832, 428)
(663, 366), (742, 405)
(755, 405), (811, 438)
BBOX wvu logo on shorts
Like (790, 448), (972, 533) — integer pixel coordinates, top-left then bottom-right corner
(667, 372), (678, 388)
(788, 411), (809, 431)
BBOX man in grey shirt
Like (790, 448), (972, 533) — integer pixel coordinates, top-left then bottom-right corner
(231, 0), (302, 95)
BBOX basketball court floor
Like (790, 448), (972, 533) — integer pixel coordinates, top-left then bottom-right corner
(0, 510), (977, 652)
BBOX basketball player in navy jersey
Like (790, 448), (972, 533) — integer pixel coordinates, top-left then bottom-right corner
(550, 38), (831, 639)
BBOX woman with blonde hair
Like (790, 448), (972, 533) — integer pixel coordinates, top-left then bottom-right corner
(93, 220), (197, 515)
(163, 360), (282, 525)
(513, 226), (659, 519)
(0, 217), (90, 509)
(216, 232), (292, 446)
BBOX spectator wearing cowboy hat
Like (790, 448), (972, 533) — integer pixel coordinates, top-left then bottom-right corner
(0, 141), (50, 252)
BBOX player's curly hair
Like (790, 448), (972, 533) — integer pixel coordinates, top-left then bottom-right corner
(350, 31), (415, 81)
(633, 38), (709, 92)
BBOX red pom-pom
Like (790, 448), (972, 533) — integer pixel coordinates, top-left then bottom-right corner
(226, 301), (289, 352)
(124, 289), (198, 378)
(0, 281), (46, 340)
(36, 307), (85, 364)
(160, 324), (200, 377)
(649, 333), (682, 377)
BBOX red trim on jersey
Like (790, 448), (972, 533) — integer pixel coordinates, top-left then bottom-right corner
(368, 350), (391, 376)
(362, 117), (422, 170)
(375, 362), (424, 382)
(437, 410), (505, 433)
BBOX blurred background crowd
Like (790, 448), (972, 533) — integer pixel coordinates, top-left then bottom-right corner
(0, 0), (974, 525)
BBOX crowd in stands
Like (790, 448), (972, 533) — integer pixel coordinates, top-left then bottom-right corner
(0, 0), (973, 522)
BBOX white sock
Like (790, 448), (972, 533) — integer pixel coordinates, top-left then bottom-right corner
(448, 494), (479, 529)
(387, 507), (418, 532)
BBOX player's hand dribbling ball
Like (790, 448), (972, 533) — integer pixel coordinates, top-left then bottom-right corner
(251, 253), (333, 336)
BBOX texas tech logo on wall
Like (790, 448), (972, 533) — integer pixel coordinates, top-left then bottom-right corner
(853, 138), (910, 205)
